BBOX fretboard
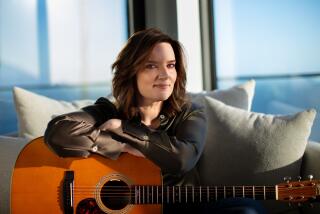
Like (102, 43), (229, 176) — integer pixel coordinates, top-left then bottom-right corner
(129, 185), (276, 204)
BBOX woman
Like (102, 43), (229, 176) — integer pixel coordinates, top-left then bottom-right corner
(45, 28), (206, 187)
(45, 28), (264, 213)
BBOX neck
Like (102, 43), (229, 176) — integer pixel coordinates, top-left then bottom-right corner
(138, 101), (163, 127)
(129, 185), (277, 204)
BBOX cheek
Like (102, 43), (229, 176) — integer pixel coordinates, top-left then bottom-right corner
(136, 78), (144, 94)
(172, 71), (177, 83)
(136, 74), (151, 92)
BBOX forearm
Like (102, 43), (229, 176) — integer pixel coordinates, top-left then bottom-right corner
(44, 113), (125, 160)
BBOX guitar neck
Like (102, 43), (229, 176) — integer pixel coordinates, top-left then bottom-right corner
(129, 185), (276, 204)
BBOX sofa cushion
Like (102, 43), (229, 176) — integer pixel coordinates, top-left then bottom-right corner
(198, 97), (316, 186)
(190, 79), (255, 111)
(13, 87), (94, 140)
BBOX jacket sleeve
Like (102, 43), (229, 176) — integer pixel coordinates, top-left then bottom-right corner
(44, 98), (125, 160)
(109, 104), (207, 175)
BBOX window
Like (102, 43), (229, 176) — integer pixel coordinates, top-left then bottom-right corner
(0, 0), (128, 134)
(213, 0), (320, 141)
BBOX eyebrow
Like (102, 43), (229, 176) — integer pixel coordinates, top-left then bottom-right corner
(145, 60), (176, 63)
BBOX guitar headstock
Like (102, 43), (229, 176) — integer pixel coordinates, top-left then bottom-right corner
(277, 177), (320, 203)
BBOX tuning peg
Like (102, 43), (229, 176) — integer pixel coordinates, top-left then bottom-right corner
(308, 175), (314, 181)
(283, 176), (292, 183)
(297, 176), (302, 181)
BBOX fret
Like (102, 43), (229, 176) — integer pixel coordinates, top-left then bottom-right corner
(167, 186), (169, 204)
(139, 186), (141, 204)
(144, 186), (146, 204)
(156, 186), (159, 204)
(134, 186), (137, 204)
(179, 186), (181, 203)
(162, 186), (164, 204)
(233, 186), (235, 198)
(253, 186), (255, 200)
(151, 186), (153, 204)
(263, 186), (266, 200)
(223, 186), (226, 199)
(199, 186), (202, 203)
(207, 186), (209, 202)
(185, 186), (187, 203)
(147, 186), (149, 204)
(192, 186), (194, 203)
(215, 186), (217, 201)
(242, 186), (245, 198)
(173, 186), (175, 203)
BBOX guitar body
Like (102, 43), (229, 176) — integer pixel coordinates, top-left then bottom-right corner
(11, 137), (162, 214)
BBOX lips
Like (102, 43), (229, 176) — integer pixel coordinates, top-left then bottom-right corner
(154, 84), (170, 89)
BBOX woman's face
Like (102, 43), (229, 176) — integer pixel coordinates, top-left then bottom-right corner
(136, 42), (177, 105)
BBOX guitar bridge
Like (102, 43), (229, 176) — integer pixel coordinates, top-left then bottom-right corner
(63, 171), (74, 214)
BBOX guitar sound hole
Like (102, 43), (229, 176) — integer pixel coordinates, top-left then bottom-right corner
(101, 180), (130, 210)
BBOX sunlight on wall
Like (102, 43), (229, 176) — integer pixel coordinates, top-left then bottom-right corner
(177, 0), (203, 92)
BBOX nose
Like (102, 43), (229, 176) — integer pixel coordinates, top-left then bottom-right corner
(158, 66), (169, 79)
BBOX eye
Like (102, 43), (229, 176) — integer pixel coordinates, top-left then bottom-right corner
(167, 63), (176, 68)
(145, 64), (157, 69)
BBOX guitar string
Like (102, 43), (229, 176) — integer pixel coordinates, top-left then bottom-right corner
(62, 186), (300, 200)
(70, 186), (276, 191)
(66, 189), (288, 200)
(66, 186), (279, 197)
(71, 189), (277, 192)
(70, 186), (276, 189)
(69, 193), (300, 199)
(71, 189), (277, 193)
(69, 188), (278, 196)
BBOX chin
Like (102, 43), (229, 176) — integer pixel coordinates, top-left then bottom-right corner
(155, 93), (172, 101)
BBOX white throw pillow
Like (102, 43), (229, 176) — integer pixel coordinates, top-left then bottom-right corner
(190, 79), (255, 111)
(13, 87), (94, 140)
(198, 97), (316, 186)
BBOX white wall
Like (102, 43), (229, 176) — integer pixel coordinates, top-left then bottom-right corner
(176, 0), (203, 92)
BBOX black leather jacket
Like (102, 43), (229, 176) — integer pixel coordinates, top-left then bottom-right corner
(44, 97), (207, 186)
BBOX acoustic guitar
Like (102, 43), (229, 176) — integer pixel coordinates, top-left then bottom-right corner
(11, 137), (320, 213)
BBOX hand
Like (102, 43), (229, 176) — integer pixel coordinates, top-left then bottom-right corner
(123, 144), (145, 158)
(99, 119), (122, 131)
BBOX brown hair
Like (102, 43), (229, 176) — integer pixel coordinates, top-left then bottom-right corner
(112, 28), (188, 119)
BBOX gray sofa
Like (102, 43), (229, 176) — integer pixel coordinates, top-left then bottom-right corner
(1, 81), (320, 213)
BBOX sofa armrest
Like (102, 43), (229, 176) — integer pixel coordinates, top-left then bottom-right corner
(0, 136), (28, 214)
(301, 141), (320, 179)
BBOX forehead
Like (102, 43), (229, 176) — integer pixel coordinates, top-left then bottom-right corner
(147, 42), (175, 60)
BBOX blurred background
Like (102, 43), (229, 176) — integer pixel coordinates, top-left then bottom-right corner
(1, 0), (320, 141)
